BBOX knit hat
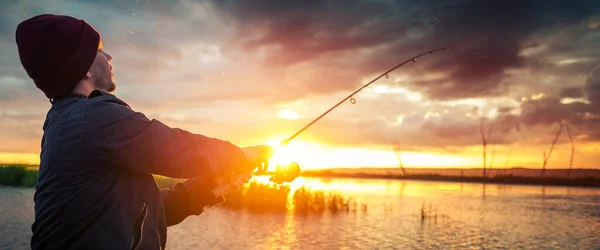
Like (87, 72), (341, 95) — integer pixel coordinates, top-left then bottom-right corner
(15, 14), (101, 99)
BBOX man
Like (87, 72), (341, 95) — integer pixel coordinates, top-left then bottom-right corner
(15, 14), (273, 250)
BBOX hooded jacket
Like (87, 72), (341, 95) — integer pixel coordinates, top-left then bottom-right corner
(31, 90), (248, 249)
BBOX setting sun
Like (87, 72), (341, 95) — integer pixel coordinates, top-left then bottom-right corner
(265, 138), (322, 170)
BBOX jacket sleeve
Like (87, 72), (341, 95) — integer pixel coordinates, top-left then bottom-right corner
(84, 98), (249, 179)
(160, 178), (225, 226)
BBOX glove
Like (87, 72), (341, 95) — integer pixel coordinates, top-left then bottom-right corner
(241, 145), (274, 173)
(210, 173), (252, 197)
(180, 178), (225, 215)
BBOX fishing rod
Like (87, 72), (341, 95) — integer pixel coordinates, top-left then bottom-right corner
(211, 47), (453, 195)
(261, 48), (452, 173)
(279, 47), (453, 147)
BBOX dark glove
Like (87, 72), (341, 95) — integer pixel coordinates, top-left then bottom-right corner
(180, 178), (225, 215)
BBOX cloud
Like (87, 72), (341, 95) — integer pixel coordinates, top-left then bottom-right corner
(209, 0), (600, 101)
(585, 65), (600, 104)
(560, 87), (584, 98)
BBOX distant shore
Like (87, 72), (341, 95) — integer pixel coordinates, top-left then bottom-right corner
(296, 169), (600, 188)
(2, 164), (600, 188)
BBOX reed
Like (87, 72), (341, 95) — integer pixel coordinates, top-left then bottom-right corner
(0, 164), (38, 187)
(420, 201), (438, 222)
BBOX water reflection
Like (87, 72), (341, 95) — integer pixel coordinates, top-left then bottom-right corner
(251, 175), (600, 201)
(2, 178), (600, 249)
(541, 186), (546, 198)
(482, 183), (486, 199)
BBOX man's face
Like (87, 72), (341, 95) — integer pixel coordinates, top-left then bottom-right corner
(90, 48), (116, 93)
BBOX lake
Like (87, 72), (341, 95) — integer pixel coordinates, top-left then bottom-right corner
(1, 177), (600, 249)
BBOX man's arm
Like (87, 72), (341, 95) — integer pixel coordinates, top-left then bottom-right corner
(85, 98), (250, 179)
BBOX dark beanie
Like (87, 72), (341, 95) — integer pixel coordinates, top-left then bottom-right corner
(15, 14), (101, 99)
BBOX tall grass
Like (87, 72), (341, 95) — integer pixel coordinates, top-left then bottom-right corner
(0, 164), (38, 187)
(480, 117), (493, 177)
(565, 123), (575, 178)
(220, 181), (365, 214)
(222, 181), (291, 213)
(420, 201), (438, 223)
(542, 123), (564, 177)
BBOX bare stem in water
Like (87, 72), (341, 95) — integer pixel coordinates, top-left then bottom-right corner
(480, 118), (492, 177)
(565, 122), (574, 178)
(393, 138), (406, 176)
(542, 123), (564, 177)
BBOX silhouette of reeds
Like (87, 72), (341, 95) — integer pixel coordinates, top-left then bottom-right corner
(420, 201), (438, 223)
(229, 181), (291, 213)
(480, 118), (492, 177)
(565, 123), (575, 178)
(392, 138), (407, 176)
(542, 123), (564, 177)
(292, 186), (362, 214)
(0, 164), (38, 187)
(219, 181), (365, 214)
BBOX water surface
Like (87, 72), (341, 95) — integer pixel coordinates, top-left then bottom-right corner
(1, 177), (599, 249)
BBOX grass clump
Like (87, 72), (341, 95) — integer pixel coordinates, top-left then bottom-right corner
(0, 164), (38, 187)
(420, 201), (438, 223)
(155, 177), (365, 214)
(293, 186), (364, 214)
(222, 181), (291, 213)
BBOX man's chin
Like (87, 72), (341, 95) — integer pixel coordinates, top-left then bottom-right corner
(96, 82), (116, 93)
(108, 82), (116, 92)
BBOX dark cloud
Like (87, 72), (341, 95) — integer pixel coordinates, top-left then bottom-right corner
(560, 87), (584, 98)
(519, 97), (588, 126)
(421, 118), (477, 139)
(484, 66), (600, 142)
(585, 65), (600, 104)
(210, 0), (600, 100)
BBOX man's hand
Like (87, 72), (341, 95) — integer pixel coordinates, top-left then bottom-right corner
(241, 145), (274, 172)
(211, 173), (252, 197)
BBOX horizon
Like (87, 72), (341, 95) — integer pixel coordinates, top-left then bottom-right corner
(2, 159), (599, 172)
(1, 1), (600, 170)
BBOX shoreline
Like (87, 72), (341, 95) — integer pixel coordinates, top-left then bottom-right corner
(2, 164), (600, 189)
(296, 170), (600, 188)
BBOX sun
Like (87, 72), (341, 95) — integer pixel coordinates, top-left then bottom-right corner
(264, 138), (324, 171)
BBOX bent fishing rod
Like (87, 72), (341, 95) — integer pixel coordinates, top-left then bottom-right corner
(279, 47), (453, 147)
(212, 47), (453, 196)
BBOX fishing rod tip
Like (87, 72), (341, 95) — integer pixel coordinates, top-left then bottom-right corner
(280, 139), (291, 146)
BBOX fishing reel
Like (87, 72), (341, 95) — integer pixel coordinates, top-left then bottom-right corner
(211, 161), (301, 197)
(255, 161), (302, 184)
(270, 162), (302, 184)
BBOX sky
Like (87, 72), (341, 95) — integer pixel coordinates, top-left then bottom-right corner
(1, 0), (600, 170)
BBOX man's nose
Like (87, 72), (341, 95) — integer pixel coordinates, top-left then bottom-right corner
(100, 50), (112, 62)
(105, 52), (113, 62)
